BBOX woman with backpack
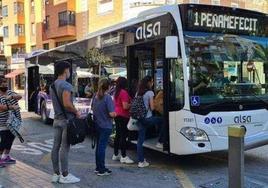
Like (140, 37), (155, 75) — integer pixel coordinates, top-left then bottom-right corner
(112, 77), (134, 164)
(92, 78), (116, 176)
(135, 76), (164, 168)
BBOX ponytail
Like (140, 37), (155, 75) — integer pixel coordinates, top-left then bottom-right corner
(97, 78), (110, 100)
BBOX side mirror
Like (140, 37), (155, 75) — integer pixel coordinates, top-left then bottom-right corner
(165, 36), (178, 58)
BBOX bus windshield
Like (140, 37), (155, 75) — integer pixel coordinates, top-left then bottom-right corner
(185, 31), (268, 112)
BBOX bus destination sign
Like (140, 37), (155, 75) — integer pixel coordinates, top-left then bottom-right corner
(181, 4), (268, 36)
(193, 12), (258, 32)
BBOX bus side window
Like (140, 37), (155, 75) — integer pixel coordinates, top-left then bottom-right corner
(169, 58), (184, 110)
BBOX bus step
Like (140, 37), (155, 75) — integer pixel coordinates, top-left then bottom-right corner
(131, 138), (168, 154)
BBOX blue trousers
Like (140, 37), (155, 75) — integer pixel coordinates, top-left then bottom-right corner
(95, 126), (112, 172)
(137, 116), (163, 162)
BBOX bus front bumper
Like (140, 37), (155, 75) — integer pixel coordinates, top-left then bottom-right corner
(209, 131), (268, 152)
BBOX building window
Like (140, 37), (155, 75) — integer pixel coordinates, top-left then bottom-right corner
(12, 47), (25, 55)
(0, 42), (4, 54)
(14, 2), (24, 15)
(31, 23), (36, 35)
(231, 2), (239, 8)
(97, 0), (113, 14)
(15, 24), (25, 36)
(31, 45), (36, 51)
(211, 0), (220, 5)
(44, 16), (49, 30)
(2, 6), (8, 17)
(3, 26), (8, 38)
(43, 43), (49, 50)
(31, 0), (35, 13)
(58, 11), (76, 26)
(56, 40), (75, 47)
(189, 0), (199, 3)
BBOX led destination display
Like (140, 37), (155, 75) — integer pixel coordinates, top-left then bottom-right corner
(193, 12), (258, 32)
(180, 4), (268, 37)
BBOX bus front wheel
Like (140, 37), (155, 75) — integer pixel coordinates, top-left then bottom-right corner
(41, 101), (52, 124)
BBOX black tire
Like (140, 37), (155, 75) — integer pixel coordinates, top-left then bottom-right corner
(41, 101), (52, 124)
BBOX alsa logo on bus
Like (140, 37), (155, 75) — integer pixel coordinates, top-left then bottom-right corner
(234, 115), (251, 124)
(136, 22), (161, 40)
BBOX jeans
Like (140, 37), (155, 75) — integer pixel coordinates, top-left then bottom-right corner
(114, 116), (129, 157)
(51, 119), (70, 174)
(137, 116), (163, 162)
(95, 126), (112, 172)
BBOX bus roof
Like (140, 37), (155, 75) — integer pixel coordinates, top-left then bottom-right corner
(26, 3), (268, 64)
(26, 4), (177, 65)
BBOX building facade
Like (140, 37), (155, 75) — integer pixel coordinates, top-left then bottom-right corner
(0, 0), (7, 77)
(2, 0), (26, 90)
(2, 0), (88, 91)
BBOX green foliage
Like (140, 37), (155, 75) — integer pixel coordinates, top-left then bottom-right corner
(85, 48), (112, 66)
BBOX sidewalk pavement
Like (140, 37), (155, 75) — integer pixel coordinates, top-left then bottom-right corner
(0, 160), (78, 188)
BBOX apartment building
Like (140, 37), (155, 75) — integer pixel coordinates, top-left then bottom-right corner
(0, 0), (7, 77)
(89, 0), (268, 33)
(2, 0), (88, 90)
(2, 0), (26, 90)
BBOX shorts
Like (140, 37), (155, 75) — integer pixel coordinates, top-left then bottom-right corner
(0, 130), (15, 151)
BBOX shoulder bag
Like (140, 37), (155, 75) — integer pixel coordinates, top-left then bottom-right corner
(51, 84), (88, 145)
(5, 100), (24, 143)
(87, 95), (97, 149)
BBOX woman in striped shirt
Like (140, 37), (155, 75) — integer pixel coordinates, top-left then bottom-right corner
(0, 78), (21, 168)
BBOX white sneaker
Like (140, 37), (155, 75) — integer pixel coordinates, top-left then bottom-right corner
(51, 174), (60, 183)
(156, 142), (163, 149)
(120, 156), (134, 164)
(112, 154), (121, 161)
(59, 174), (80, 184)
(138, 160), (150, 168)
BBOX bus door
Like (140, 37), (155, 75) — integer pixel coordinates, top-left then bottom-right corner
(27, 66), (40, 112)
(128, 39), (169, 151)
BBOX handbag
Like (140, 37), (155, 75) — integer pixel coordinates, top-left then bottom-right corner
(87, 112), (97, 149)
(51, 84), (88, 145)
(86, 95), (99, 149)
(6, 111), (24, 143)
(127, 118), (139, 131)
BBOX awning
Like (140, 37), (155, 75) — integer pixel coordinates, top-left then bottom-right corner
(5, 69), (24, 78)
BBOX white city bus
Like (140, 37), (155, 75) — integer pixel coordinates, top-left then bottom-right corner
(27, 4), (268, 155)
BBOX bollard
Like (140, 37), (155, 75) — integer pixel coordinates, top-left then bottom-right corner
(228, 126), (246, 188)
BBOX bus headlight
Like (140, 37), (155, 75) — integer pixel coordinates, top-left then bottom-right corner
(180, 127), (209, 141)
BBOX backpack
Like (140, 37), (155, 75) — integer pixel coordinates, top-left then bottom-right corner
(130, 95), (147, 120)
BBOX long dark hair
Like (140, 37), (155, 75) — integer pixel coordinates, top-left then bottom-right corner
(97, 78), (110, 100)
(137, 76), (153, 96)
(114, 77), (128, 100)
(129, 79), (138, 98)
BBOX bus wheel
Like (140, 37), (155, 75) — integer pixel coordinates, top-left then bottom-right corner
(41, 102), (52, 124)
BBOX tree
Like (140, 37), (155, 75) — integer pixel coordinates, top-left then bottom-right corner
(85, 48), (112, 76)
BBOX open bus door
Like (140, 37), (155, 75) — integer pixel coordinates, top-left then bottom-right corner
(127, 39), (170, 153)
(27, 66), (40, 112)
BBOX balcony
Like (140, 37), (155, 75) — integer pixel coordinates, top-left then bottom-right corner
(43, 24), (76, 40)
(11, 53), (26, 65)
(43, 0), (76, 40)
